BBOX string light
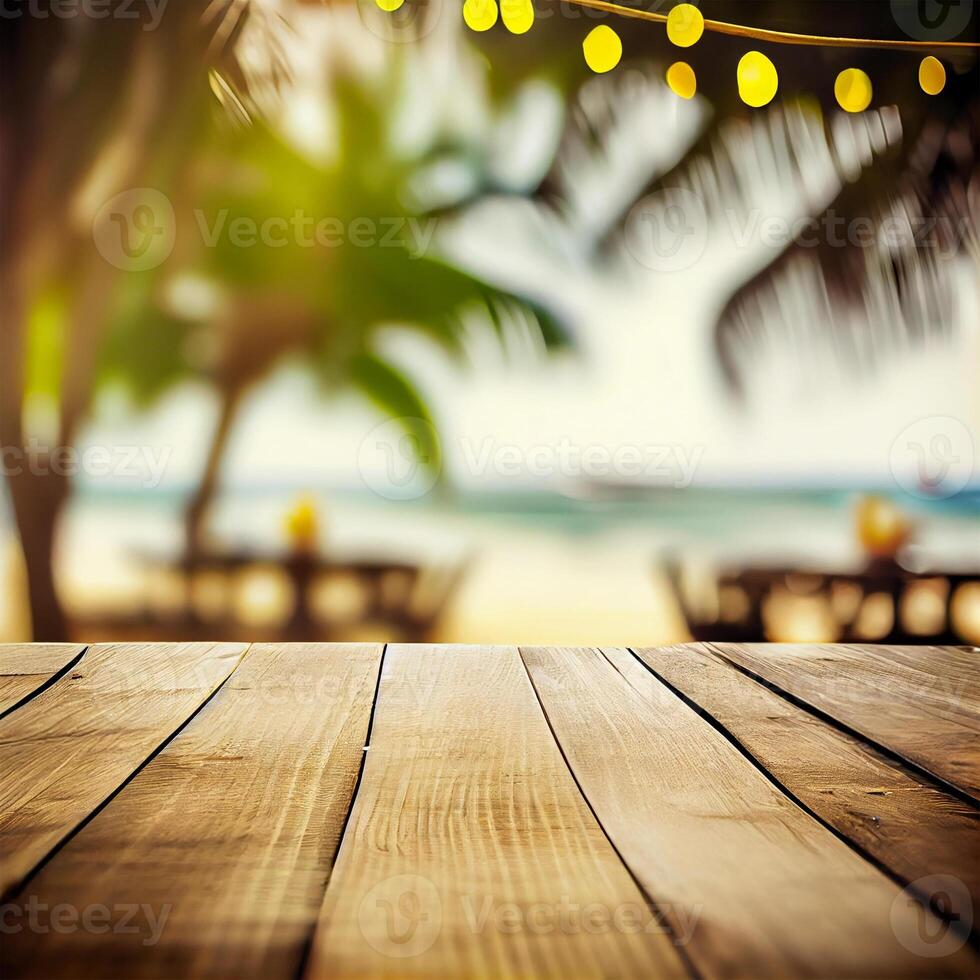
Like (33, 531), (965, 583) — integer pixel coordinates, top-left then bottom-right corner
(666, 61), (697, 99)
(463, 0), (498, 32)
(919, 55), (947, 95)
(666, 3), (704, 48)
(375, 1), (975, 111)
(583, 25), (622, 73)
(835, 68), (873, 112)
(501, 0), (535, 34)
(552, 0), (979, 51)
(737, 51), (779, 108)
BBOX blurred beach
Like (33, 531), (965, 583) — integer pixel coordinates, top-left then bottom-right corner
(3, 484), (976, 644)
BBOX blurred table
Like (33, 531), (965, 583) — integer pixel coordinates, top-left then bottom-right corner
(1, 641), (977, 978)
(74, 550), (467, 643)
(666, 557), (980, 644)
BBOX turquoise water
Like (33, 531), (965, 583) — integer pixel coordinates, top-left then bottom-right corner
(62, 484), (979, 566)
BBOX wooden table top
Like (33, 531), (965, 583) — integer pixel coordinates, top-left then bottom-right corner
(0, 642), (976, 979)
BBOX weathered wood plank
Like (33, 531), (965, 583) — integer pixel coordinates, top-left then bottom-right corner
(522, 646), (978, 979)
(713, 643), (979, 799)
(0, 644), (85, 715)
(0, 642), (248, 899)
(1, 643), (382, 980)
(629, 644), (979, 933)
(306, 645), (689, 979)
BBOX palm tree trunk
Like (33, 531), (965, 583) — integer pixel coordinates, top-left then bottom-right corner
(184, 385), (245, 557)
(8, 467), (70, 641)
(1, 266), (71, 642)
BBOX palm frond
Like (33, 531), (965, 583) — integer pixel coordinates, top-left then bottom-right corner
(540, 68), (707, 254)
(714, 90), (979, 398)
(203, 0), (294, 122)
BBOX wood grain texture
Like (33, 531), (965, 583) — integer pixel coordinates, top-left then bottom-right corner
(713, 643), (980, 799)
(1, 643), (382, 980)
(0, 644), (85, 715)
(0, 642), (247, 898)
(631, 644), (979, 933)
(306, 645), (689, 979)
(522, 646), (979, 979)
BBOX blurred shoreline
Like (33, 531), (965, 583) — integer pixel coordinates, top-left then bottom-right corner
(3, 487), (976, 644)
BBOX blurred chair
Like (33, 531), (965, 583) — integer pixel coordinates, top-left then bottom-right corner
(664, 556), (980, 645)
(72, 551), (469, 645)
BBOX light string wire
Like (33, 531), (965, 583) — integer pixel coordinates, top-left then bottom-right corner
(554, 0), (980, 50)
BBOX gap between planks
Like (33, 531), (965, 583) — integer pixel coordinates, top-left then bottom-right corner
(304, 644), (690, 980)
(628, 644), (979, 946)
(0, 642), (253, 901)
(707, 642), (980, 806)
(520, 645), (979, 979)
(3, 643), (382, 980)
(517, 645), (702, 977)
(0, 644), (89, 719)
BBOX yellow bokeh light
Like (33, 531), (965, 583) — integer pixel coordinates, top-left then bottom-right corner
(737, 51), (778, 108)
(463, 0), (498, 32)
(666, 3), (704, 48)
(835, 68), (873, 112)
(501, 0), (534, 34)
(284, 496), (320, 551)
(583, 25), (622, 74)
(666, 61), (697, 99)
(919, 56), (946, 95)
(375, 0), (404, 9)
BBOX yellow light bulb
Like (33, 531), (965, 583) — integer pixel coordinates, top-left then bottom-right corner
(919, 56), (946, 96)
(375, 0), (404, 9)
(501, 0), (534, 34)
(463, 0), (498, 32)
(737, 51), (778, 108)
(666, 3), (704, 48)
(666, 61), (697, 99)
(583, 25), (622, 74)
(835, 68), (873, 113)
